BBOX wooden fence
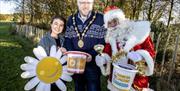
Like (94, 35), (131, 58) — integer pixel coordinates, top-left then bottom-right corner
(16, 25), (46, 43)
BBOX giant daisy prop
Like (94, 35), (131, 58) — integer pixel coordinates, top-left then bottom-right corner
(20, 45), (73, 91)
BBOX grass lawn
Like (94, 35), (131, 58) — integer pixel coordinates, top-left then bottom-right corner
(0, 22), (108, 91)
(0, 22), (35, 91)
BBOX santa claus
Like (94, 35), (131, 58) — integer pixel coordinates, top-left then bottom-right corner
(95, 6), (156, 91)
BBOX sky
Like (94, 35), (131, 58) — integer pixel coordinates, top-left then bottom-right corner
(0, 1), (17, 14)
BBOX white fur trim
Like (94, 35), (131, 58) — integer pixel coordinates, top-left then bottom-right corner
(106, 62), (111, 75)
(131, 21), (151, 44)
(104, 9), (125, 28)
(136, 50), (154, 76)
(100, 66), (107, 76)
(102, 53), (111, 75)
(123, 21), (151, 52)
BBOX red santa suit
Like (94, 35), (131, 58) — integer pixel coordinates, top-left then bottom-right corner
(96, 6), (155, 91)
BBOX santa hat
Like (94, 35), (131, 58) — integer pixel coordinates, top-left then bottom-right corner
(104, 6), (126, 28)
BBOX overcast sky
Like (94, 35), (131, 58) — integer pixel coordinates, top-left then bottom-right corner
(0, 1), (17, 14)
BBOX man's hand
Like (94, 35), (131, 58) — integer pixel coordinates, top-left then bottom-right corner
(59, 47), (67, 54)
(87, 55), (92, 62)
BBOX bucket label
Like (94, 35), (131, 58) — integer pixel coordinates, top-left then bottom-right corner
(113, 72), (130, 88)
(112, 78), (128, 87)
(67, 57), (86, 73)
(115, 73), (130, 83)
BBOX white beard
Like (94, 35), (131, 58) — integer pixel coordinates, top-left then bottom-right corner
(105, 22), (132, 55)
(105, 20), (151, 54)
(106, 25), (130, 42)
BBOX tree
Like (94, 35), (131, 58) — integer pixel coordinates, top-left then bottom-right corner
(167, 0), (174, 28)
(130, 0), (144, 20)
(147, 0), (154, 21)
(21, 0), (25, 23)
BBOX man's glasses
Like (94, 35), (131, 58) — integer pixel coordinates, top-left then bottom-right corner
(79, 2), (93, 5)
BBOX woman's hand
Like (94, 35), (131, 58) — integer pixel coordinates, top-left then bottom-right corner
(59, 47), (67, 53)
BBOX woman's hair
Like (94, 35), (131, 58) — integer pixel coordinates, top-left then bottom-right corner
(50, 15), (66, 34)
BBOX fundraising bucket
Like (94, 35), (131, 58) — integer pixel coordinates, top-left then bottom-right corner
(112, 63), (138, 91)
(65, 51), (91, 74)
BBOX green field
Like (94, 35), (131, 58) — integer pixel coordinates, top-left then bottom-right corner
(0, 22), (34, 91)
(0, 22), (108, 91)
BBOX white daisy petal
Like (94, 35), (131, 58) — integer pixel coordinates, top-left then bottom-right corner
(35, 82), (46, 91)
(63, 71), (74, 76)
(50, 45), (56, 57)
(61, 74), (72, 82)
(24, 56), (38, 65)
(21, 70), (36, 78)
(55, 79), (67, 91)
(44, 84), (51, 91)
(20, 64), (35, 71)
(33, 48), (45, 60)
(55, 48), (62, 59)
(60, 56), (67, 64)
(63, 66), (67, 71)
(24, 77), (40, 90)
(37, 46), (47, 57)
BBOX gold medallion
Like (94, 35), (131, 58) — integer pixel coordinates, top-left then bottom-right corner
(78, 39), (84, 48)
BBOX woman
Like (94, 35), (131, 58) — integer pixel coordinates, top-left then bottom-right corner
(39, 15), (67, 55)
(38, 15), (67, 91)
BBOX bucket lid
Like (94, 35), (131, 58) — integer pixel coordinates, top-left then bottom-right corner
(64, 51), (92, 62)
(113, 63), (138, 73)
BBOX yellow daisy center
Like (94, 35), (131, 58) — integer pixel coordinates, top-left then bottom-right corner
(36, 57), (62, 84)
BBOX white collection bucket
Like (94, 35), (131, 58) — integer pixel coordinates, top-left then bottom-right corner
(112, 63), (138, 91)
(65, 51), (91, 74)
